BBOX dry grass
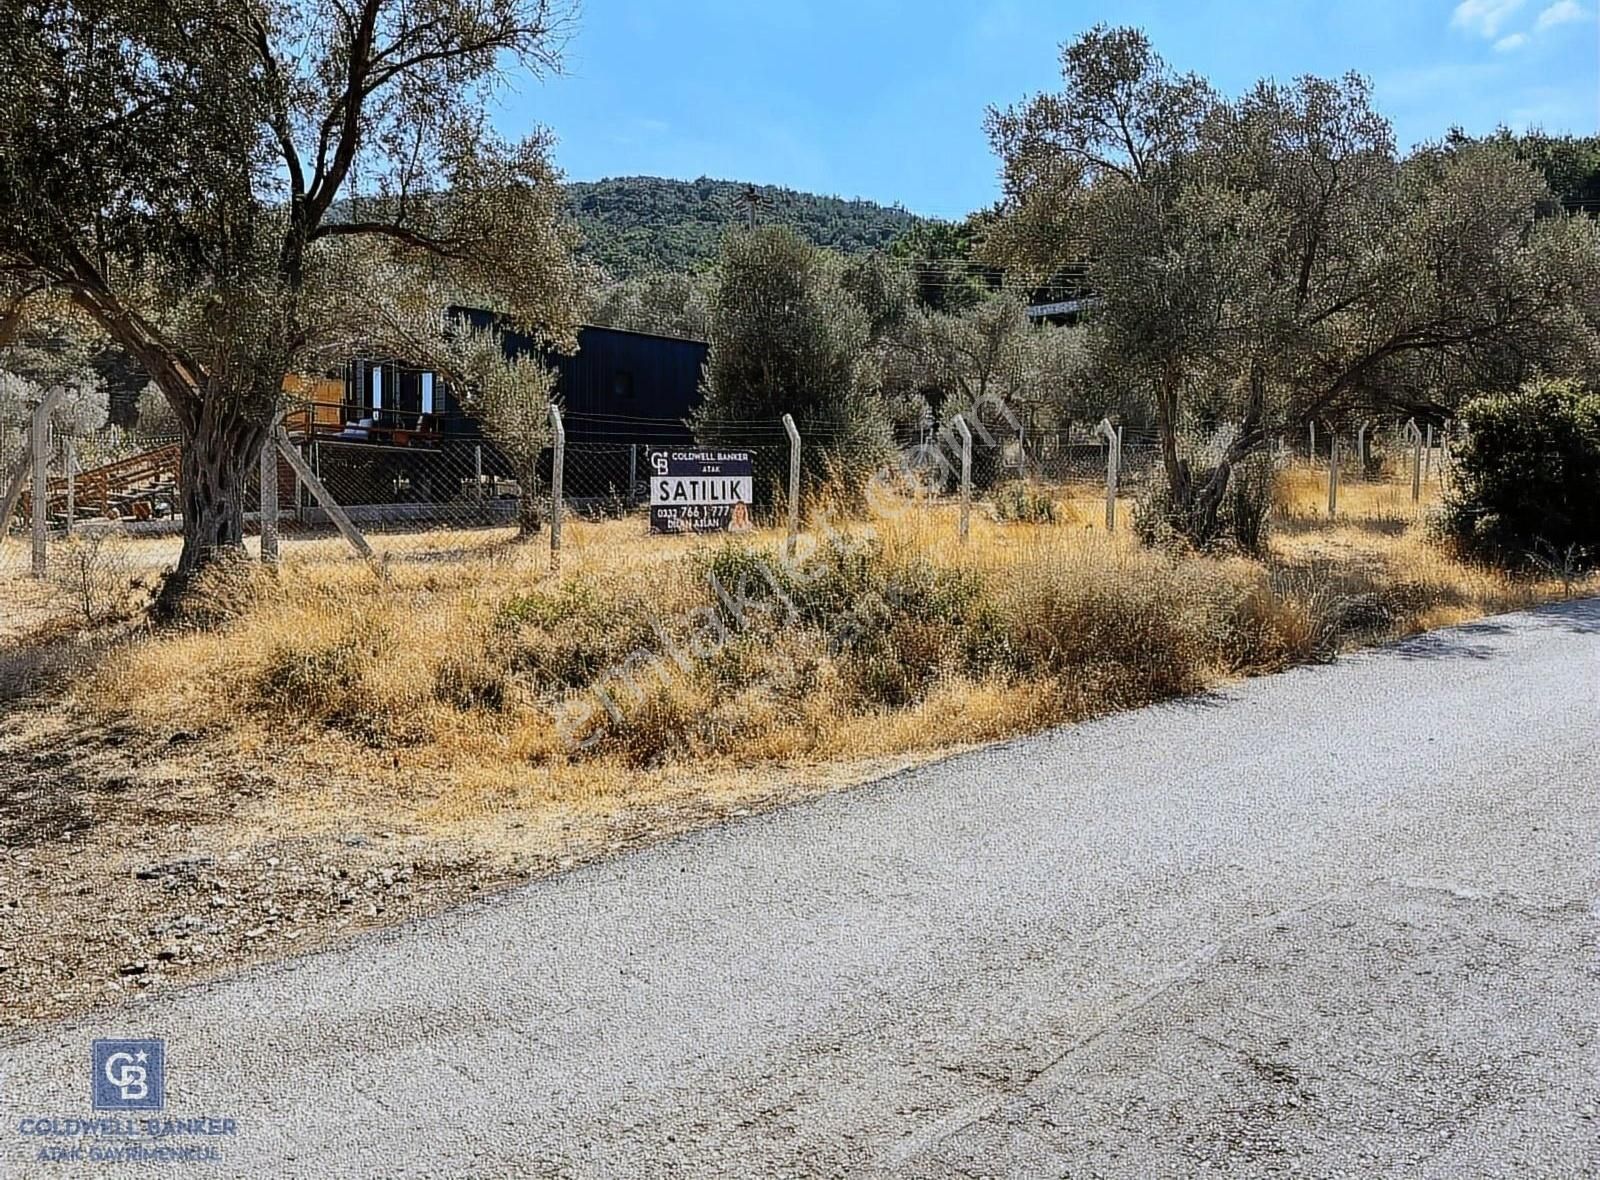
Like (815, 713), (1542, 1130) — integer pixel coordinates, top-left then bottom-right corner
(51, 464), (1586, 853)
(3, 463), (1593, 1024)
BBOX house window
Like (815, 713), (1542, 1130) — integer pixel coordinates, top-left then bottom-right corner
(397, 367), (423, 417)
(421, 373), (435, 414)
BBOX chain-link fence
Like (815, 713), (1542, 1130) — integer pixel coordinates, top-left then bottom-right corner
(0, 400), (1464, 625)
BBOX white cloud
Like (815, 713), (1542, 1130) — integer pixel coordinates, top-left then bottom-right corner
(1494, 31), (1531, 48)
(1451, 0), (1529, 37)
(1535, 0), (1589, 30)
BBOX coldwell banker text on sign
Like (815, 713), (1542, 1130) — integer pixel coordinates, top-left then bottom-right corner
(649, 449), (755, 533)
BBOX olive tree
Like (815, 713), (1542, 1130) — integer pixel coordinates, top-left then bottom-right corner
(136, 382), (181, 439)
(0, 0), (584, 606)
(455, 328), (557, 537)
(692, 227), (892, 510)
(588, 270), (716, 342)
(988, 25), (1600, 543)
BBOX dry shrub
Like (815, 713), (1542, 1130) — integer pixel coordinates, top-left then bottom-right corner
(495, 578), (661, 692)
(250, 612), (435, 744)
(1230, 567), (1345, 671)
(996, 547), (1237, 711)
(48, 533), (148, 626)
(1271, 464), (1328, 517)
(992, 482), (1063, 525)
(432, 630), (512, 713)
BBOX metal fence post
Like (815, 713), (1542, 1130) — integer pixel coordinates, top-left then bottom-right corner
(1423, 423), (1433, 484)
(1094, 417), (1119, 532)
(782, 413), (800, 560)
(474, 443), (484, 504)
(548, 403), (564, 572)
(259, 422), (279, 567)
(1357, 422), (1370, 478)
(628, 443), (638, 509)
(1327, 435), (1340, 517)
(1309, 419), (1316, 460)
(954, 414), (973, 543)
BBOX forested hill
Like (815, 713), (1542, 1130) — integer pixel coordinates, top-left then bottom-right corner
(564, 176), (921, 276)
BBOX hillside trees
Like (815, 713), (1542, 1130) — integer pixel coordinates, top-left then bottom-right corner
(565, 177), (920, 276)
(988, 25), (1600, 543)
(0, 0), (584, 606)
(588, 270), (716, 340)
(887, 214), (1001, 314)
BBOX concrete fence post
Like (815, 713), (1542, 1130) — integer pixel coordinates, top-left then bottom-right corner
(954, 414), (973, 543)
(1327, 435), (1340, 517)
(259, 420), (279, 567)
(549, 404), (565, 572)
(63, 437), (75, 537)
(31, 400), (49, 577)
(275, 427), (375, 565)
(1094, 417), (1119, 532)
(782, 413), (801, 561)
(1404, 418), (1424, 504)
(29, 391), (61, 579)
(1309, 419), (1316, 460)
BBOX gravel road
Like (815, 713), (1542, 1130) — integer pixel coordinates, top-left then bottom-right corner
(4, 600), (1598, 1179)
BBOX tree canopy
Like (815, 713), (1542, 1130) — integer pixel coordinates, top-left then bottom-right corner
(692, 227), (892, 509)
(987, 24), (1600, 542)
(1, 0), (586, 599)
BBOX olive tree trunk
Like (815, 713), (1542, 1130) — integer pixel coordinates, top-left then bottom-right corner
(157, 404), (272, 613)
(1153, 367), (1270, 546)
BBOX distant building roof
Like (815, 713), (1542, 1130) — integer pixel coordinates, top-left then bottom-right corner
(1026, 298), (1099, 320)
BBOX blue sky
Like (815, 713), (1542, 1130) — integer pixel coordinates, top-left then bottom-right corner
(494, 0), (1600, 220)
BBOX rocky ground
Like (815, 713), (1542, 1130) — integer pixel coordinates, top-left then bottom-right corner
(0, 700), (533, 1030)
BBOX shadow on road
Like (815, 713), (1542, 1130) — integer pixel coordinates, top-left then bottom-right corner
(1391, 621), (1514, 663)
(1387, 597), (1600, 662)
(1529, 596), (1600, 634)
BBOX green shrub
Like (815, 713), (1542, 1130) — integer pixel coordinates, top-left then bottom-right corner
(1440, 378), (1600, 568)
(992, 482), (1060, 525)
(695, 536), (990, 707)
(495, 580), (655, 690)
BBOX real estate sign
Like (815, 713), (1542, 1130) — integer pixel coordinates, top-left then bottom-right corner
(648, 449), (755, 534)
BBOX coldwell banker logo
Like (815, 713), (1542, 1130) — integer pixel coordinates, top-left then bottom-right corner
(91, 1040), (164, 1111)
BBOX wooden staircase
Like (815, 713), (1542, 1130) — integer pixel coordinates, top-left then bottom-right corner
(21, 443), (181, 524)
